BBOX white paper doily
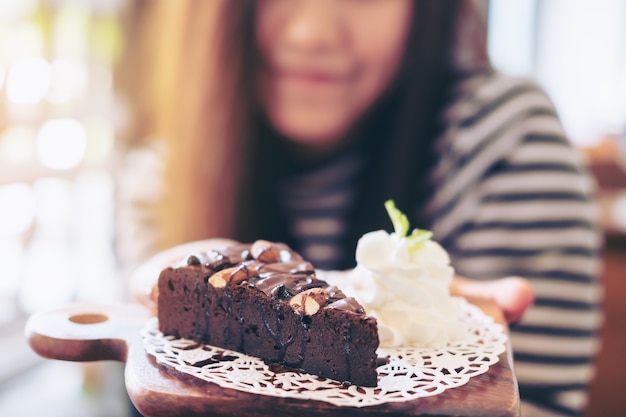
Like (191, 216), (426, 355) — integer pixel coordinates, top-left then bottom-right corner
(141, 298), (507, 408)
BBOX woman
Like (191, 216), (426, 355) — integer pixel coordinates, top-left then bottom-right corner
(117, 1), (602, 416)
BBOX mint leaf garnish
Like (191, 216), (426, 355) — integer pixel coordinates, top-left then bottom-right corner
(384, 199), (433, 252)
(384, 200), (409, 237)
(406, 228), (433, 251)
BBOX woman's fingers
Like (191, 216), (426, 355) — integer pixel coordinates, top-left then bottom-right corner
(450, 276), (535, 323)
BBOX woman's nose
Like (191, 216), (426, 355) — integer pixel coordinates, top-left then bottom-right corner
(282, 0), (342, 53)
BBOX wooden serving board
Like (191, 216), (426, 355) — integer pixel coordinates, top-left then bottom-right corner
(26, 299), (520, 417)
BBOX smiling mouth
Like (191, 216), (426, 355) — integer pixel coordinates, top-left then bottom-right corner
(278, 69), (349, 84)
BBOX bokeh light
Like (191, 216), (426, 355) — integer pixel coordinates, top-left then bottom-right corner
(0, 0), (38, 23)
(47, 59), (88, 104)
(84, 117), (115, 165)
(0, 183), (35, 237)
(51, 3), (90, 60)
(32, 177), (72, 233)
(6, 56), (51, 104)
(0, 22), (45, 62)
(36, 118), (87, 170)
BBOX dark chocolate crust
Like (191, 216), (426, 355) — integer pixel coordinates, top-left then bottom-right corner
(157, 241), (379, 386)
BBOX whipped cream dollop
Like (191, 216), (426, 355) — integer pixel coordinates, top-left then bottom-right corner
(347, 230), (465, 348)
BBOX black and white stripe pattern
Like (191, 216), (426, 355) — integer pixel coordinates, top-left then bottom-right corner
(280, 73), (602, 416)
(430, 74), (602, 417)
(278, 153), (363, 270)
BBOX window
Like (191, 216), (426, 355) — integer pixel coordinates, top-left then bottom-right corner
(488, 0), (626, 147)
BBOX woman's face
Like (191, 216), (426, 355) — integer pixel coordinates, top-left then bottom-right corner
(256, 0), (413, 150)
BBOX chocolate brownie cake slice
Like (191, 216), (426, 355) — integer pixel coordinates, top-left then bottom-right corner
(157, 240), (379, 386)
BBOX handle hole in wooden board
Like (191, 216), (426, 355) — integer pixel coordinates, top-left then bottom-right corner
(69, 313), (109, 324)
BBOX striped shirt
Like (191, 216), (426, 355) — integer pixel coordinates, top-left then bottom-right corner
(279, 73), (603, 417)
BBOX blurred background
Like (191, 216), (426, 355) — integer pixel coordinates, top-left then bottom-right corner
(0, 0), (624, 416)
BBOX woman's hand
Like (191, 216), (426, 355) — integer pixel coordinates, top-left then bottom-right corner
(450, 276), (535, 324)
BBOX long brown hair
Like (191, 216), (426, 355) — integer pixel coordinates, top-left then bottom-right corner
(126, 0), (491, 264)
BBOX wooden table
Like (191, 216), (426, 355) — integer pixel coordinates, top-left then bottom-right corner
(26, 298), (519, 417)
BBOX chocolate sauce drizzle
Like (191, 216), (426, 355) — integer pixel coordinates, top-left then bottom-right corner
(183, 241), (364, 314)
